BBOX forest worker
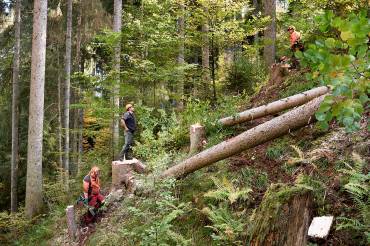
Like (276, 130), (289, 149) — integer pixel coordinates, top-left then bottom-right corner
(118, 103), (137, 161)
(287, 25), (303, 52)
(83, 166), (105, 210)
(287, 25), (304, 68)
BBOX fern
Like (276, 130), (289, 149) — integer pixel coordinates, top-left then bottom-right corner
(204, 176), (251, 204)
(202, 205), (245, 245)
(337, 153), (370, 243)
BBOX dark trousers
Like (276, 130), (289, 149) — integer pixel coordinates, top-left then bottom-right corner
(118, 131), (134, 160)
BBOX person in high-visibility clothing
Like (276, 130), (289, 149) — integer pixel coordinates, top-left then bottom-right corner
(287, 26), (304, 68)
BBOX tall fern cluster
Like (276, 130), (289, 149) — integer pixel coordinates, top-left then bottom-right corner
(337, 153), (370, 243)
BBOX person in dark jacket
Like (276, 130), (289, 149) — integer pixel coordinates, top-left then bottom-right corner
(118, 103), (137, 160)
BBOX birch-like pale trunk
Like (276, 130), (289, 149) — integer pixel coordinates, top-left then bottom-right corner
(64, 0), (73, 175)
(25, 0), (48, 218)
(263, 0), (276, 67)
(113, 0), (122, 158)
(161, 95), (326, 178)
(11, 0), (21, 213)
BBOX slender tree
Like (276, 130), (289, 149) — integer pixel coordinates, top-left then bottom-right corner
(10, 0), (21, 213)
(57, 45), (63, 168)
(25, 0), (48, 218)
(112, 0), (122, 158)
(75, 0), (83, 174)
(201, 9), (210, 97)
(177, 1), (185, 107)
(64, 0), (73, 175)
(263, 0), (276, 67)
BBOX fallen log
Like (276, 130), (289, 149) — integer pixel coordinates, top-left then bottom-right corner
(219, 86), (329, 126)
(161, 95), (326, 178)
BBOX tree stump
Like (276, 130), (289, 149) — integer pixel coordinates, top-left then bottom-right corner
(112, 158), (146, 193)
(249, 184), (314, 246)
(66, 205), (77, 241)
(189, 123), (206, 155)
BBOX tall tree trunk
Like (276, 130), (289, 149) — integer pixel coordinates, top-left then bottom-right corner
(57, 45), (63, 168)
(161, 95), (326, 178)
(253, 0), (259, 43)
(177, 1), (185, 107)
(25, 0), (48, 218)
(113, 0), (122, 158)
(263, 0), (276, 67)
(211, 33), (216, 103)
(76, 0), (83, 175)
(64, 0), (73, 176)
(201, 11), (210, 97)
(11, 0), (21, 213)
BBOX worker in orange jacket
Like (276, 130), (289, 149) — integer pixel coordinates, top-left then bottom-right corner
(287, 26), (304, 68)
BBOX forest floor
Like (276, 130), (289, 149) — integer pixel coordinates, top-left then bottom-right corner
(47, 64), (369, 245)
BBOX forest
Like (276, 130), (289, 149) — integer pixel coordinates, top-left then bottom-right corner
(0, 0), (369, 245)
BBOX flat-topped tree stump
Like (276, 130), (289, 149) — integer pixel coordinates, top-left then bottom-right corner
(189, 123), (206, 156)
(66, 205), (78, 241)
(112, 158), (146, 193)
(249, 184), (314, 246)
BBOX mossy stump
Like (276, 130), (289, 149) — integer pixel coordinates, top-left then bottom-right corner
(249, 184), (313, 246)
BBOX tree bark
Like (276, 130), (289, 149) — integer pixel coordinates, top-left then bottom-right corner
(189, 123), (206, 156)
(263, 0), (276, 67)
(76, 0), (83, 175)
(201, 9), (210, 97)
(66, 205), (77, 241)
(25, 0), (48, 218)
(11, 0), (21, 213)
(177, 1), (185, 107)
(219, 86), (329, 126)
(64, 0), (73, 177)
(57, 45), (63, 168)
(249, 185), (313, 246)
(112, 0), (122, 158)
(161, 95), (326, 178)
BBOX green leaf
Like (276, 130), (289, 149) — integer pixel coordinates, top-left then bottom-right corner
(315, 112), (326, 121)
(325, 38), (336, 48)
(340, 31), (354, 41)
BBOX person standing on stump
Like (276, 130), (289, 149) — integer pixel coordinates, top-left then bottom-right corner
(118, 103), (137, 160)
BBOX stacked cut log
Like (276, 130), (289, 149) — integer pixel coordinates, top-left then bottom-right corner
(161, 94), (327, 178)
(112, 158), (146, 193)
